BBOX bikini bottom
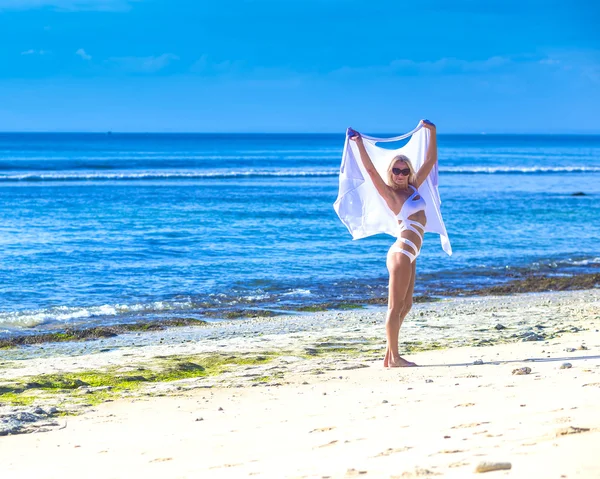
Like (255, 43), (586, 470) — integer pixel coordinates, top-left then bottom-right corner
(388, 220), (424, 263)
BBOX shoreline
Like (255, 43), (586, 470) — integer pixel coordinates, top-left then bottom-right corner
(1, 288), (599, 432)
(1, 292), (599, 476)
(2, 271), (599, 349)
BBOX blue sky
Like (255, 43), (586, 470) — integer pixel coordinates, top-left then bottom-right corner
(0, 0), (598, 133)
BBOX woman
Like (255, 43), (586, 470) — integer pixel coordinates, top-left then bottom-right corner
(348, 120), (438, 368)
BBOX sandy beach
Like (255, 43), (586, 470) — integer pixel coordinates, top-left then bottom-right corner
(2, 289), (600, 478)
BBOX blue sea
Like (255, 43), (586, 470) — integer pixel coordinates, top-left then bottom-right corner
(1, 133), (599, 337)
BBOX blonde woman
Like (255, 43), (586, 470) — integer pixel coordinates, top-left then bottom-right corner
(348, 120), (438, 367)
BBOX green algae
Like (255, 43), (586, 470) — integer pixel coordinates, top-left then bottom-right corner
(0, 318), (208, 349)
(0, 392), (37, 406)
(0, 352), (281, 407)
(297, 302), (365, 313)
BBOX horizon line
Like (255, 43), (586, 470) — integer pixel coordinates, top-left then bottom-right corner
(1, 131), (600, 135)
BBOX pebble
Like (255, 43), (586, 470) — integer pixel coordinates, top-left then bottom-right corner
(473, 359), (484, 365)
(565, 348), (576, 353)
(382, 400), (388, 404)
(560, 363), (572, 369)
(494, 324), (506, 330)
(512, 367), (532, 375)
(425, 379), (434, 383)
(475, 461), (512, 473)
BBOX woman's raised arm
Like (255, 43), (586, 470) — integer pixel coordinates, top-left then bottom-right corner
(414, 120), (437, 188)
(348, 128), (396, 208)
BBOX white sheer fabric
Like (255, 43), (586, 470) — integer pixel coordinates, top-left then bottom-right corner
(333, 123), (452, 256)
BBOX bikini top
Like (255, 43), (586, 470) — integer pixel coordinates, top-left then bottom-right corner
(396, 185), (427, 223)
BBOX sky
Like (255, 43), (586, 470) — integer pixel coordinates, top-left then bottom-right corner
(0, 0), (599, 133)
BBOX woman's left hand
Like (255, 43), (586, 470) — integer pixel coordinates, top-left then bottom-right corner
(421, 119), (436, 130)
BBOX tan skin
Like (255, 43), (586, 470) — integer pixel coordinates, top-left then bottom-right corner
(349, 120), (438, 367)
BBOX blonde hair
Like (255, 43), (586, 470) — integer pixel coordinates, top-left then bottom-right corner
(386, 155), (416, 189)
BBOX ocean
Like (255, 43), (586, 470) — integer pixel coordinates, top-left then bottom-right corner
(1, 132), (599, 337)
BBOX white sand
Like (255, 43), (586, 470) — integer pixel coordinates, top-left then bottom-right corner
(2, 290), (600, 478)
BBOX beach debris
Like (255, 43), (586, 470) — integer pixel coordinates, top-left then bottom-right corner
(309, 426), (335, 433)
(556, 426), (590, 436)
(475, 461), (512, 473)
(345, 468), (367, 476)
(339, 363), (370, 370)
(512, 367), (531, 375)
(494, 323), (506, 330)
(560, 363), (572, 369)
(374, 446), (412, 457)
(473, 359), (484, 365)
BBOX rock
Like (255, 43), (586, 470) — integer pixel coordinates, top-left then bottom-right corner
(494, 324), (506, 330)
(475, 461), (512, 473)
(15, 412), (38, 423)
(578, 344), (588, 350)
(565, 348), (576, 353)
(473, 359), (484, 365)
(425, 379), (434, 383)
(512, 367), (532, 375)
(382, 400), (388, 403)
(571, 192), (586, 196)
(560, 363), (572, 369)
(521, 331), (545, 342)
(0, 419), (22, 436)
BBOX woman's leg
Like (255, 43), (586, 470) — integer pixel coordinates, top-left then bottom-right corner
(383, 251), (416, 367)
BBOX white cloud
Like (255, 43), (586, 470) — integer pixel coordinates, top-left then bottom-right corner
(75, 48), (91, 60)
(332, 55), (516, 78)
(190, 54), (244, 75)
(108, 53), (179, 73)
(21, 49), (49, 55)
(0, 0), (138, 11)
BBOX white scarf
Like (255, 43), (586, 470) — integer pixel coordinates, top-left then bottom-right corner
(333, 123), (452, 256)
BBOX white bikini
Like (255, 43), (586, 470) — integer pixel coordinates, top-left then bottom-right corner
(389, 185), (427, 262)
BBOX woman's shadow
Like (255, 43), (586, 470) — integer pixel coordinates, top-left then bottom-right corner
(421, 354), (600, 368)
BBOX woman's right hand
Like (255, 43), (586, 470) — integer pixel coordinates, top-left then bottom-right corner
(348, 127), (362, 144)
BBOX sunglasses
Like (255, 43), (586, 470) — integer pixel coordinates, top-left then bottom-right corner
(392, 168), (411, 176)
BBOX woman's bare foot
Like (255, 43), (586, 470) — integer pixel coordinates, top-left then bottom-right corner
(383, 348), (390, 367)
(388, 356), (418, 368)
